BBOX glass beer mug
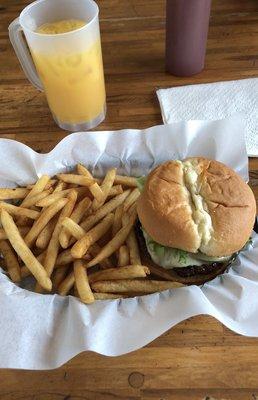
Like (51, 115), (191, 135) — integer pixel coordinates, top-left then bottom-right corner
(9, 0), (106, 131)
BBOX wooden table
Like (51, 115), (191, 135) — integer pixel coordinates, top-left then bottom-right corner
(0, 0), (258, 398)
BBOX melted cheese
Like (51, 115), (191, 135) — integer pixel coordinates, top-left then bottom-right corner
(182, 160), (213, 249)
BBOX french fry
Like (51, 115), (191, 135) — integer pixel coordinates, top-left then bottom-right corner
(0, 202), (40, 219)
(71, 213), (114, 258)
(114, 175), (137, 187)
(0, 188), (29, 200)
(77, 164), (94, 180)
(24, 198), (69, 248)
(127, 232), (141, 265)
(107, 185), (123, 198)
(26, 178), (55, 190)
(0, 210), (52, 291)
(102, 169), (116, 190)
(57, 174), (94, 187)
(52, 265), (70, 291)
(35, 190), (77, 292)
(37, 250), (47, 264)
(21, 189), (53, 208)
(0, 240), (21, 282)
(58, 271), (75, 296)
(92, 168), (116, 211)
(19, 175), (51, 224)
(56, 226), (111, 268)
(88, 182), (104, 202)
(112, 204), (124, 237)
(93, 293), (126, 300)
(127, 201), (137, 217)
(98, 174), (115, 201)
(146, 264), (180, 282)
(59, 197), (91, 249)
(89, 243), (113, 269)
(56, 248), (90, 266)
(53, 181), (67, 192)
(35, 217), (57, 249)
(35, 189), (71, 207)
(87, 209), (137, 267)
(118, 245), (130, 266)
(0, 226), (30, 240)
(76, 164), (101, 184)
(122, 213), (141, 265)
(123, 188), (140, 212)
(23, 175), (50, 200)
(80, 190), (130, 232)
(20, 251), (46, 279)
(56, 248), (75, 265)
(61, 217), (85, 240)
(74, 260), (94, 304)
(92, 279), (184, 293)
(69, 197), (92, 222)
(57, 190), (78, 227)
(89, 265), (150, 283)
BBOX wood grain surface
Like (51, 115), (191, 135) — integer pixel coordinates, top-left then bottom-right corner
(0, 0), (258, 399)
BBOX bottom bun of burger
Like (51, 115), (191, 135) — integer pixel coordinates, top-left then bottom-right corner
(135, 221), (233, 286)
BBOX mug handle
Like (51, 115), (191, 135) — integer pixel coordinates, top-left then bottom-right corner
(9, 18), (43, 91)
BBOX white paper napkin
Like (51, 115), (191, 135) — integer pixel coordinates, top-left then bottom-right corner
(157, 78), (258, 157)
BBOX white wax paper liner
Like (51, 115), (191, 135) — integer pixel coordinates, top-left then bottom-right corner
(0, 116), (257, 370)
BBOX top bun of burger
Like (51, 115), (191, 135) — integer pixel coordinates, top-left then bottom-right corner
(137, 157), (256, 257)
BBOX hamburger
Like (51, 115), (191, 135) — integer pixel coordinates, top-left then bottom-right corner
(136, 157), (256, 285)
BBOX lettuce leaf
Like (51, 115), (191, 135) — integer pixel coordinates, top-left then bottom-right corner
(142, 228), (234, 269)
(142, 229), (195, 268)
(136, 176), (146, 192)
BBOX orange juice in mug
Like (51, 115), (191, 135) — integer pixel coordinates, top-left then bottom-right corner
(9, 0), (106, 131)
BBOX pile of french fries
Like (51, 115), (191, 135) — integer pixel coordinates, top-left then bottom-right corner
(0, 164), (183, 303)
